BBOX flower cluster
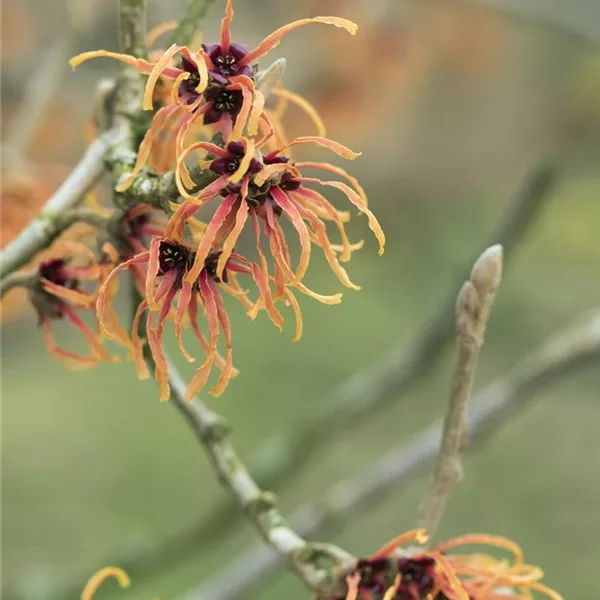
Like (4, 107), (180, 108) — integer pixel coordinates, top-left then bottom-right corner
(335, 530), (563, 600)
(8, 0), (384, 400)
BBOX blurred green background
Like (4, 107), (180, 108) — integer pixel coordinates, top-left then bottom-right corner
(2, 1), (600, 599)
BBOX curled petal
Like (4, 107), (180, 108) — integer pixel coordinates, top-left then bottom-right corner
(248, 89), (266, 136)
(431, 552), (470, 600)
(186, 273), (219, 399)
(296, 160), (368, 207)
(527, 581), (564, 600)
(220, 0), (234, 52)
(283, 288), (302, 342)
(229, 138), (256, 183)
(188, 49), (210, 95)
(41, 319), (98, 371)
(188, 294), (236, 375)
(70, 51), (158, 74)
(175, 144), (228, 202)
(97, 252), (150, 338)
(116, 104), (181, 192)
(344, 572), (360, 600)
(295, 282), (342, 305)
(270, 187), (311, 285)
(186, 194), (237, 284)
(262, 207), (295, 284)
(41, 279), (96, 308)
(250, 211), (284, 326)
(294, 186), (355, 262)
(253, 162), (298, 188)
(81, 567), (130, 600)
(175, 281), (195, 362)
(239, 17), (358, 66)
(131, 300), (150, 380)
(64, 307), (117, 364)
(145, 237), (162, 311)
(250, 262), (283, 330)
(277, 136), (360, 160)
(368, 529), (429, 561)
(436, 534), (525, 566)
(272, 87), (326, 137)
(146, 21), (178, 47)
(298, 177), (385, 255)
(290, 196), (359, 290)
(217, 197), (249, 279)
(382, 575), (402, 600)
(143, 44), (186, 110)
(228, 84), (253, 143)
(208, 280), (234, 396)
(147, 312), (170, 400)
(170, 71), (191, 103)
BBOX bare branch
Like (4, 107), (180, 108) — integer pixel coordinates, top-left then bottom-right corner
(0, 270), (38, 300)
(46, 163), (556, 590)
(165, 360), (355, 595)
(187, 310), (600, 600)
(169, 0), (218, 46)
(417, 245), (503, 539)
(168, 165), (559, 542)
(127, 279), (354, 598)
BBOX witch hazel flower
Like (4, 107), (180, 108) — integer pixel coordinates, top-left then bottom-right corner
(97, 234), (297, 400)
(69, 0), (357, 190)
(335, 530), (563, 600)
(167, 134), (384, 306)
(28, 241), (118, 370)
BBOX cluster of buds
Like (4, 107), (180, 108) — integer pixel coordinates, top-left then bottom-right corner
(10, 0), (385, 401)
(334, 530), (562, 600)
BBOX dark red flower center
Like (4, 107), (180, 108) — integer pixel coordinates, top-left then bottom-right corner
(210, 142), (263, 177)
(395, 557), (437, 599)
(203, 42), (254, 84)
(355, 558), (391, 594)
(158, 242), (190, 275)
(128, 211), (151, 240)
(204, 251), (229, 284)
(204, 88), (245, 125)
(39, 259), (78, 289)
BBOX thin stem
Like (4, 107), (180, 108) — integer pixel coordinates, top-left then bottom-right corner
(417, 244), (503, 539)
(167, 164), (560, 545)
(0, 270), (38, 300)
(188, 309), (600, 600)
(49, 163), (556, 589)
(130, 287), (354, 598)
(114, 0), (147, 142)
(169, 0), (218, 46)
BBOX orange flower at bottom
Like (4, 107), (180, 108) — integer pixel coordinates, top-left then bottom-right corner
(335, 530), (563, 600)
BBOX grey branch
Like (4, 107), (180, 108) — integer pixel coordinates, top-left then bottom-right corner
(130, 277), (354, 598)
(165, 163), (559, 554)
(417, 244), (503, 539)
(165, 361), (355, 597)
(46, 163), (556, 593)
(169, 0), (218, 46)
(187, 309), (600, 600)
